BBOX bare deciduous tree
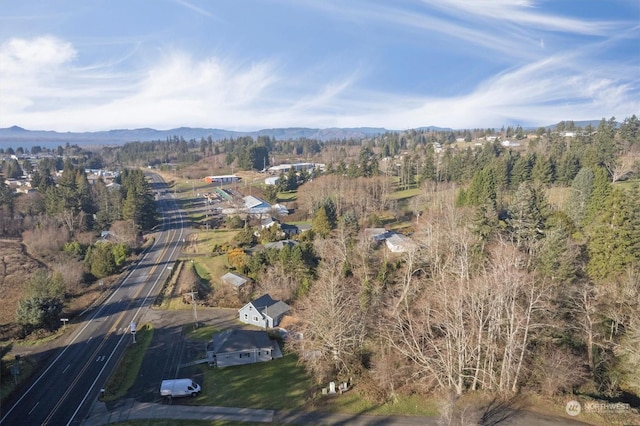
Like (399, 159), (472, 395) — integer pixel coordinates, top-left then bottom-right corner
(290, 239), (367, 383)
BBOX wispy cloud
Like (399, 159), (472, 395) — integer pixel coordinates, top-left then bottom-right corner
(1, 0), (637, 134)
(422, 0), (621, 35)
(172, 0), (217, 19)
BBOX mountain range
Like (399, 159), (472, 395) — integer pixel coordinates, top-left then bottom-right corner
(0, 121), (603, 150)
(0, 126), (402, 149)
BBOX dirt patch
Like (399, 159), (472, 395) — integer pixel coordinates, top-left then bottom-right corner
(183, 233), (199, 253)
(0, 239), (46, 336)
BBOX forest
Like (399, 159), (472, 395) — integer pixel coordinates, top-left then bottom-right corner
(0, 116), (639, 410)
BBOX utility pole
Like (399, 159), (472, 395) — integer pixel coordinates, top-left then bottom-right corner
(186, 291), (198, 329)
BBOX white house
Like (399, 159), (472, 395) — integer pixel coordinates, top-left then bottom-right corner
(238, 294), (290, 328)
(385, 233), (418, 253)
(206, 329), (282, 368)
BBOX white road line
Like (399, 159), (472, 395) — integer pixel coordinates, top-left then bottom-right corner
(62, 364), (70, 373)
(28, 401), (40, 415)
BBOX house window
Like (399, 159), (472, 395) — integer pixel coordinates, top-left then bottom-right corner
(252, 315), (259, 322)
(239, 353), (251, 358)
(244, 313), (248, 320)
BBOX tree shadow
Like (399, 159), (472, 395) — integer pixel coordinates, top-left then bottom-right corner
(478, 393), (529, 426)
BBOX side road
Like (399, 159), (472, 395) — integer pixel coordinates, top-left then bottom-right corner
(83, 398), (440, 425)
(82, 398), (592, 426)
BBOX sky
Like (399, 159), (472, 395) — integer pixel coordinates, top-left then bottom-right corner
(0, 0), (638, 132)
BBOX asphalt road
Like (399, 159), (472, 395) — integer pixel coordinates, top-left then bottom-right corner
(0, 173), (184, 426)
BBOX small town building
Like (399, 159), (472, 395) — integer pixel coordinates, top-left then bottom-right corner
(206, 329), (282, 368)
(238, 294), (290, 328)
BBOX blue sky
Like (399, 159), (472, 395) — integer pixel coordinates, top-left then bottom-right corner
(0, 0), (638, 132)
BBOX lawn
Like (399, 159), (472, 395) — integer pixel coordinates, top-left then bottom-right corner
(196, 353), (312, 410)
(317, 390), (440, 416)
(184, 324), (220, 341)
(387, 187), (421, 200)
(109, 420), (262, 426)
(277, 191), (297, 202)
(103, 323), (154, 401)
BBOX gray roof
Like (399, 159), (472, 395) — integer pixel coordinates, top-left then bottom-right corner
(221, 272), (250, 288)
(212, 329), (273, 354)
(364, 228), (393, 241)
(250, 294), (290, 318)
(263, 240), (298, 250)
(264, 301), (291, 319)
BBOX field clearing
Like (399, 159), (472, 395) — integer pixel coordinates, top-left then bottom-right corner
(0, 240), (43, 331)
(197, 353), (313, 410)
(387, 187), (421, 200)
(546, 186), (569, 209)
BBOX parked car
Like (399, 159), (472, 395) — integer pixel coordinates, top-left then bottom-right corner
(160, 379), (201, 398)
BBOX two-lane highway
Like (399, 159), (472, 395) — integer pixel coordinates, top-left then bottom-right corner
(0, 173), (185, 426)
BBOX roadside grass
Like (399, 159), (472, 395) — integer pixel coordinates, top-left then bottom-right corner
(197, 353), (312, 410)
(183, 324), (219, 341)
(0, 354), (36, 401)
(108, 420), (263, 426)
(103, 323), (154, 401)
(13, 327), (67, 346)
(316, 391), (440, 416)
(164, 294), (192, 311)
(196, 229), (240, 253)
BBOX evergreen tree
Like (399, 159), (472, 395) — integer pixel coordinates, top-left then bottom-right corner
(313, 206), (332, 238)
(587, 187), (639, 281)
(534, 213), (577, 285)
(87, 243), (117, 278)
(556, 151), (581, 185)
(565, 167), (594, 227)
(585, 167), (611, 226)
(510, 153), (534, 188)
(465, 166), (497, 208)
(418, 146), (436, 183)
(532, 154), (554, 185)
(507, 182), (549, 257)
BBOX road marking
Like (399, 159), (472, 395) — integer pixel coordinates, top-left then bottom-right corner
(96, 355), (106, 362)
(62, 364), (70, 373)
(28, 401), (40, 415)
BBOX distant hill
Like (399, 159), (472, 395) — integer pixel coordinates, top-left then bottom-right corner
(0, 126), (396, 149)
(0, 120), (608, 149)
(545, 119), (604, 130)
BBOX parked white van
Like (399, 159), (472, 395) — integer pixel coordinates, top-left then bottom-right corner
(160, 379), (201, 398)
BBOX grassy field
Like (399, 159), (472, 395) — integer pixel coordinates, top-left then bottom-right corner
(184, 324), (219, 341)
(195, 353), (312, 410)
(109, 420), (262, 426)
(103, 323), (154, 401)
(0, 352), (36, 400)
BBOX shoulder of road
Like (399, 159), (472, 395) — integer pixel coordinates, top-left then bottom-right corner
(83, 398), (592, 426)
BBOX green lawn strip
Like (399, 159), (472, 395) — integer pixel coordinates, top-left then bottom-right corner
(277, 191), (297, 202)
(194, 255), (229, 289)
(193, 261), (212, 291)
(107, 420), (263, 426)
(183, 324), (219, 341)
(199, 353), (312, 410)
(387, 187), (421, 200)
(0, 355), (36, 400)
(318, 391), (439, 416)
(103, 323), (154, 401)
